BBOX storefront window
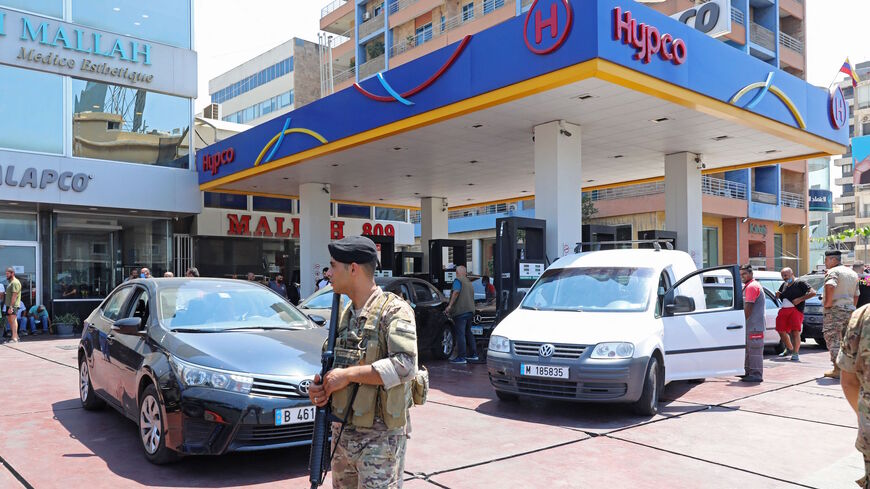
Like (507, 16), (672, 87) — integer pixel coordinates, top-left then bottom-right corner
(253, 196), (295, 213)
(0, 65), (63, 154)
(0, 1), (62, 17)
(375, 207), (407, 221)
(72, 78), (190, 168)
(204, 192), (247, 210)
(194, 237), (299, 282)
(72, 0), (191, 49)
(0, 212), (37, 241)
(337, 204), (371, 219)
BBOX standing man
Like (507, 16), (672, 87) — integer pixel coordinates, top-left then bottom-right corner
(4, 268), (21, 344)
(307, 236), (417, 488)
(125, 268), (139, 282)
(837, 304), (870, 488)
(141, 268), (152, 279)
(246, 272), (256, 281)
(316, 268), (330, 291)
(823, 250), (860, 379)
(185, 267), (200, 278)
(775, 267), (816, 362)
(740, 265), (764, 383)
(855, 263), (870, 309)
(270, 274), (288, 298)
(445, 265), (478, 364)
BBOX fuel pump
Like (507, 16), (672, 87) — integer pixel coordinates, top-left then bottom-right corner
(366, 235), (395, 278)
(393, 251), (424, 277)
(428, 239), (467, 297)
(494, 217), (547, 323)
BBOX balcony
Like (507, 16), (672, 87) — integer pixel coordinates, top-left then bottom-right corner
(781, 191), (805, 209)
(320, 0), (354, 33)
(321, 0), (348, 17)
(358, 54), (386, 80)
(333, 66), (356, 86)
(584, 177), (747, 202)
(359, 12), (385, 40)
(703, 176), (748, 200)
(749, 22), (776, 52)
(779, 32), (804, 54)
(752, 190), (778, 205)
(390, 0), (510, 58)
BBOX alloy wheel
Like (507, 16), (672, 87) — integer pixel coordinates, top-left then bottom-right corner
(79, 362), (89, 402)
(139, 395), (162, 455)
(441, 329), (454, 356)
(648, 362), (658, 412)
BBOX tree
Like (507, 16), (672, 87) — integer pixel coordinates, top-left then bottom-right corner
(582, 193), (598, 221)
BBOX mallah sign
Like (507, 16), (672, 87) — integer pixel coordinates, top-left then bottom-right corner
(0, 8), (196, 97)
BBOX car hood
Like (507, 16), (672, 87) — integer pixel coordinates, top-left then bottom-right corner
(162, 327), (327, 377)
(491, 307), (655, 345)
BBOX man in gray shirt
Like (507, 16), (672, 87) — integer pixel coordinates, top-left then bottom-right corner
(740, 264), (765, 383)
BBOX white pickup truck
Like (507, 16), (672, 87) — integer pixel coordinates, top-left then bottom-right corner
(487, 249), (746, 415)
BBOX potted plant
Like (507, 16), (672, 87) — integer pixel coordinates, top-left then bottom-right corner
(53, 313), (80, 337)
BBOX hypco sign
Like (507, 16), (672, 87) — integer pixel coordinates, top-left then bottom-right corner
(196, 209), (415, 245)
(670, 0), (732, 39)
(0, 8), (196, 97)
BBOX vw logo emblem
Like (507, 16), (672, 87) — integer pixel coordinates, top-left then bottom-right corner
(539, 343), (555, 357)
(297, 379), (312, 395)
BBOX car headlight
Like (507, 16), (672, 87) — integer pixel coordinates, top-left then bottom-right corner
(489, 335), (511, 353)
(170, 356), (253, 394)
(590, 342), (635, 359)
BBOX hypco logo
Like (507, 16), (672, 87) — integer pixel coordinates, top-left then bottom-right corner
(201, 148), (235, 176)
(524, 0), (573, 55)
(830, 86), (848, 130)
(297, 379), (312, 395)
(613, 7), (687, 65)
(539, 343), (555, 357)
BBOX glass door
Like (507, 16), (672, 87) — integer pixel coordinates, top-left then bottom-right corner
(0, 242), (40, 312)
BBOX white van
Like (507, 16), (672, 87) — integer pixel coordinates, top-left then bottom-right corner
(487, 249), (746, 415)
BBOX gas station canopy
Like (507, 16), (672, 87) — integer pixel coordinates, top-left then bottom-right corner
(199, 0), (847, 206)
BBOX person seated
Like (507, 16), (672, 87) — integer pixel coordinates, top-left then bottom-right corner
(24, 305), (50, 335)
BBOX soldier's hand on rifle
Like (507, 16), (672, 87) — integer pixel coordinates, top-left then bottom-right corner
(309, 374), (329, 408)
(321, 368), (351, 397)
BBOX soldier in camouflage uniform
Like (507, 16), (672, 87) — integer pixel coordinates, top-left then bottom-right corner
(308, 236), (418, 489)
(837, 304), (870, 488)
(823, 250), (860, 379)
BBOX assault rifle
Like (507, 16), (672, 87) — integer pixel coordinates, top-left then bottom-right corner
(309, 292), (341, 488)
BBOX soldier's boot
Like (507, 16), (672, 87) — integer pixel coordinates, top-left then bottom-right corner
(823, 366), (841, 379)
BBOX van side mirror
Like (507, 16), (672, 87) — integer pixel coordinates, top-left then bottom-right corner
(657, 286), (666, 297)
(665, 295), (695, 315)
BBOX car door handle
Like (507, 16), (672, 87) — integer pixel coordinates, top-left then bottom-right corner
(726, 325), (743, 330)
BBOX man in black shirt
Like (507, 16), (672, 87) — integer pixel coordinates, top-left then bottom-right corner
(853, 263), (870, 308)
(775, 267), (816, 362)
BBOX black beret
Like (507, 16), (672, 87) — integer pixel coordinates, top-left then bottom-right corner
(825, 250), (842, 257)
(328, 236), (378, 264)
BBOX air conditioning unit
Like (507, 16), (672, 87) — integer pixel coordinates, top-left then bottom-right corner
(203, 103), (221, 120)
(363, 11), (371, 21)
(508, 204), (517, 212)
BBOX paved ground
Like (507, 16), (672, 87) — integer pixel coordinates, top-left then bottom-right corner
(0, 337), (864, 489)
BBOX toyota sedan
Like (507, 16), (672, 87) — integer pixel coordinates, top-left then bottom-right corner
(77, 278), (325, 464)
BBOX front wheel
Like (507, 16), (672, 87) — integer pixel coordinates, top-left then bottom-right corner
(431, 325), (455, 360)
(632, 357), (661, 416)
(79, 357), (104, 410)
(138, 384), (179, 464)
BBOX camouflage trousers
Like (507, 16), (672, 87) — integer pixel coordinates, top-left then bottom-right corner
(861, 455), (870, 488)
(824, 305), (855, 365)
(330, 420), (407, 489)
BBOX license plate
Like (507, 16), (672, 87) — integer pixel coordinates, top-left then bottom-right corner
(275, 405), (315, 426)
(520, 364), (569, 379)
(470, 326), (483, 336)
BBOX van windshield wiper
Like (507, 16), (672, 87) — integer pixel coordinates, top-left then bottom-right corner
(552, 307), (584, 312)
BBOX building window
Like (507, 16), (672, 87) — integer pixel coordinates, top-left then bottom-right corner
(72, 0), (192, 49)
(211, 58), (293, 104)
(703, 227), (719, 268)
(441, 15), (446, 32)
(858, 85), (870, 110)
(0, 212), (37, 241)
(416, 23), (433, 45)
(204, 192), (247, 210)
(863, 123), (870, 136)
(0, 65), (63, 154)
(2, 0), (62, 17)
(336, 204), (371, 219)
(483, 0), (504, 14)
(844, 184), (855, 195)
(462, 3), (475, 21)
(252, 196), (295, 213)
(373, 3), (383, 16)
(222, 90), (294, 124)
(375, 207), (407, 222)
(774, 234), (783, 271)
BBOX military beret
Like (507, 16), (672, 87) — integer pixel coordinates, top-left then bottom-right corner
(329, 236), (378, 264)
(825, 250), (842, 257)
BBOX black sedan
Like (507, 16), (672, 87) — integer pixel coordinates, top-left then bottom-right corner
(77, 278), (326, 464)
(297, 277), (456, 359)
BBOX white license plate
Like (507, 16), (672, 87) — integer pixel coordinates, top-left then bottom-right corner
(470, 326), (483, 336)
(275, 405), (315, 426)
(520, 364), (569, 379)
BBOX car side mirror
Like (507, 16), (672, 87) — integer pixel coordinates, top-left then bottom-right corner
(657, 286), (666, 297)
(665, 295), (695, 315)
(308, 314), (327, 326)
(112, 317), (144, 336)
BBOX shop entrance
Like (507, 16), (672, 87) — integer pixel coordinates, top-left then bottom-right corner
(0, 242), (40, 312)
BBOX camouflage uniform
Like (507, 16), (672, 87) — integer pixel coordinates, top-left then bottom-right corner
(837, 305), (870, 488)
(329, 288), (417, 489)
(824, 265), (859, 365)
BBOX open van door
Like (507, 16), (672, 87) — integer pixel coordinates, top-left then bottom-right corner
(661, 265), (745, 381)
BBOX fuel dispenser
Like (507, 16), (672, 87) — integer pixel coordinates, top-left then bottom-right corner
(494, 217), (547, 323)
(428, 239), (467, 297)
(393, 251), (424, 277)
(367, 235), (395, 278)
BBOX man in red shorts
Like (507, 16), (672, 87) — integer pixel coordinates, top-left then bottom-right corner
(775, 267), (816, 362)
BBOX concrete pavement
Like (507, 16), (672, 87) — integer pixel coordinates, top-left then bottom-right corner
(0, 337), (863, 488)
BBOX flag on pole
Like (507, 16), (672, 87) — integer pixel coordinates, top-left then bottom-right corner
(840, 57), (860, 87)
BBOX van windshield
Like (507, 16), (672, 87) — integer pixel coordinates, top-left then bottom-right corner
(521, 267), (655, 312)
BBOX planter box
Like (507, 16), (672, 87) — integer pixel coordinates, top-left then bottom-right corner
(55, 323), (75, 337)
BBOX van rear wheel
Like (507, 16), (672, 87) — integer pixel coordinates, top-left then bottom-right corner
(632, 357), (661, 416)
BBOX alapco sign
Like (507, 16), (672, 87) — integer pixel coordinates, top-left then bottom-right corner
(0, 8), (196, 98)
(808, 189), (832, 212)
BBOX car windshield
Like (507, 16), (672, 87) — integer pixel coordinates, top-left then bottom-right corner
(158, 281), (312, 330)
(299, 287), (350, 309)
(521, 267), (655, 312)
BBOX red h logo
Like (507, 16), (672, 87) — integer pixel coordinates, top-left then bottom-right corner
(524, 0), (572, 55)
(535, 4), (558, 44)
